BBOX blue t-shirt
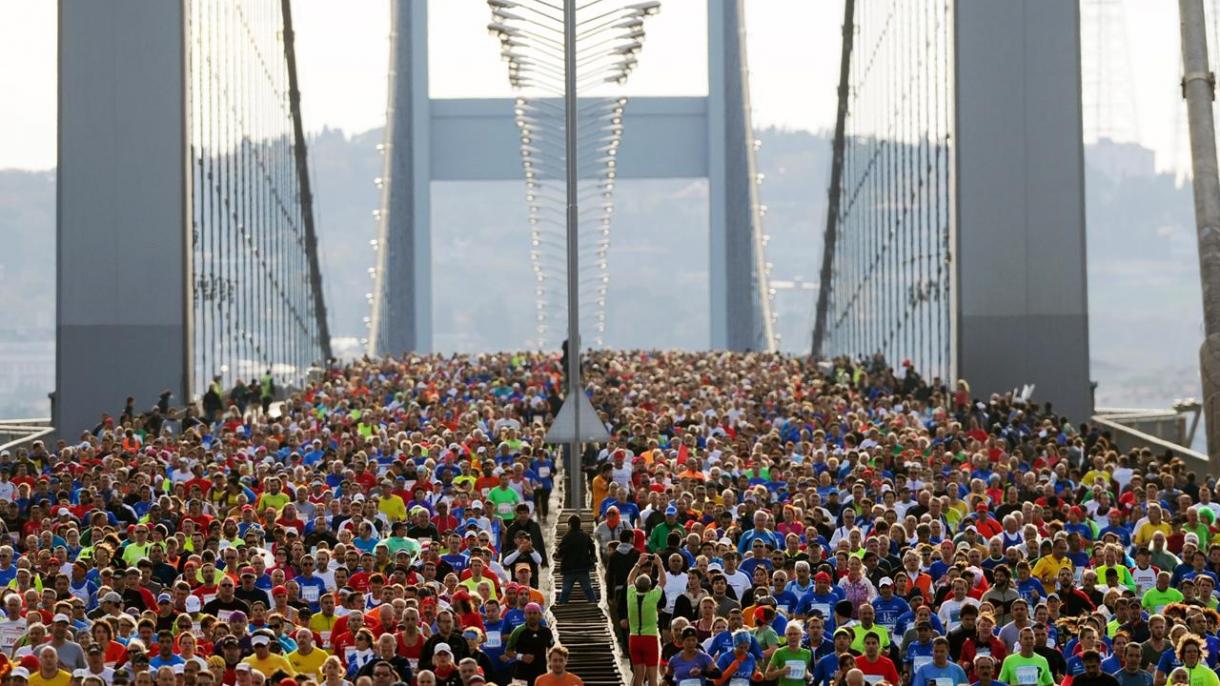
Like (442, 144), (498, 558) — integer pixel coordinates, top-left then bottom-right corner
(716, 650), (758, 683)
(814, 651), (843, 686)
(873, 596), (911, 631)
(914, 661), (970, 686)
(669, 650), (717, 683)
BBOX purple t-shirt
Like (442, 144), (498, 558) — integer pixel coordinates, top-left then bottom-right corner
(669, 650), (716, 683)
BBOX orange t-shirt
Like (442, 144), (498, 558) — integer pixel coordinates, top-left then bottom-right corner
(536, 673), (584, 686)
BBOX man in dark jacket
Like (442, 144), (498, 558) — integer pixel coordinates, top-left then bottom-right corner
(503, 503), (548, 566)
(556, 514), (597, 603)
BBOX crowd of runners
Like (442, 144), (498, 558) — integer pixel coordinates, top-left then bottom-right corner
(0, 350), (1211, 686)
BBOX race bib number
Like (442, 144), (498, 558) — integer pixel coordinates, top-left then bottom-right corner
(934, 679), (956, 686)
(913, 656), (932, 673)
(485, 630), (502, 648)
(680, 680), (701, 686)
(730, 679), (750, 686)
(302, 585), (320, 603)
(812, 603), (831, 619)
(976, 647), (990, 658)
(217, 610), (234, 624)
(864, 675), (884, 685)
(786, 660), (807, 679)
(0, 627), (22, 651)
(1016, 665), (1039, 686)
(202, 594), (216, 605)
(319, 631), (331, 646)
(498, 502), (513, 515)
(538, 467), (551, 478)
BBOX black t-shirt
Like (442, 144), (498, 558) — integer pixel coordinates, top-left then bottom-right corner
(1074, 673), (1121, 686)
(202, 596), (251, 618)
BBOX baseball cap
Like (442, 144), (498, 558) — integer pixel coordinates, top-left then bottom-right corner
(250, 634), (271, 647)
(53, 613), (70, 624)
(157, 593), (171, 604)
(878, 577), (893, 587)
(434, 642), (453, 655)
(185, 596), (201, 612)
(665, 504), (678, 516)
(814, 571), (831, 583)
(239, 566), (256, 577)
(9, 667), (28, 679)
(87, 644), (103, 655)
(102, 592), (122, 604)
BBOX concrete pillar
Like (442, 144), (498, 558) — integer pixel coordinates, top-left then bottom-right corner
(56, 1), (190, 436)
(955, 0), (1092, 420)
(380, 0), (432, 354)
(707, 0), (756, 350)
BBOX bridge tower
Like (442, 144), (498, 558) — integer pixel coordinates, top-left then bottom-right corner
(368, 0), (773, 355)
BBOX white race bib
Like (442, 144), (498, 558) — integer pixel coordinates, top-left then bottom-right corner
(934, 678), (956, 686)
(319, 631), (331, 646)
(538, 467), (551, 478)
(786, 660), (807, 679)
(976, 647), (990, 658)
(202, 593), (216, 605)
(679, 680), (701, 686)
(730, 679), (750, 686)
(485, 630), (502, 648)
(913, 656), (932, 673)
(864, 675), (884, 685)
(1016, 665), (1039, 686)
(812, 603), (831, 619)
(498, 502), (512, 515)
(217, 610), (234, 624)
(302, 585), (320, 603)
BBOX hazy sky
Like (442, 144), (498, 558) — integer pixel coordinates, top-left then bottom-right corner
(0, 1), (1193, 172)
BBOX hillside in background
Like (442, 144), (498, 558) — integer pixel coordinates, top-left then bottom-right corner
(0, 129), (1203, 421)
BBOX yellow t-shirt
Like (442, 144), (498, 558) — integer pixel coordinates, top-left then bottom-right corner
(29, 671), (73, 686)
(288, 647), (330, 676)
(1134, 521), (1172, 547)
(242, 652), (296, 676)
(378, 494), (407, 522)
(1031, 555), (1074, 585)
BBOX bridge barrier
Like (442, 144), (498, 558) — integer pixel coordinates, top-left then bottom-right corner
(1091, 406), (1213, 476)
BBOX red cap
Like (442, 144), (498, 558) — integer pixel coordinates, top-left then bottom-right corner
(272, 585), (287, 597)
(19, 655), (39, 671)
(281, 680), (299, 686)
(239, 566), (256, 577)
(975, 502), (988, 512)
(814, 571), (831, 583)
(241, 504), (254, 511)
(1108, 508), (1122, 518)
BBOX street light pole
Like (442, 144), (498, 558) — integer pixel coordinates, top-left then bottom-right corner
(564, 0), (584, 509)
(1179, 0), (1220, 464)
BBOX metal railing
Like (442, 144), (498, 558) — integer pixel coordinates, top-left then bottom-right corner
(1091, 404), (1212, 475)
(0, 418), (53, 453)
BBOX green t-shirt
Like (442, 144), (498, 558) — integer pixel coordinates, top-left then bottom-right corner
(998, 652), (1054, 686)
(849, 623), (890, 653)
(1141, 586), (1184, 613)
(626, 586), (663, 637)
(1185, 663), (1220, 686)
(768, 646), (813, 686)
(486, 486), (521, 519)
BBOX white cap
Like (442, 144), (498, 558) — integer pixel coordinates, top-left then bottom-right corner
(185, 596), (202, 612)
(73, 669), (89, 678)
(53, 613), (71, 623)
(251, 634), (271, 647)
(878, 577), (894, 587)
(9, 667), (29, 679)
(434, 641), (453, 655)
(470, 500), (483, 509)
(235, 663), (252, 672)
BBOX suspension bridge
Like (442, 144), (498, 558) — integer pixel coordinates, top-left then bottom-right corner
(48, 0), (1212, 464)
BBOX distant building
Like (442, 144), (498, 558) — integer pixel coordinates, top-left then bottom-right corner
(1087, 138), (1156, 180)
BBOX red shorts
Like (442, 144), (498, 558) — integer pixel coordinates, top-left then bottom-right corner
(628, 635), (660, 666)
